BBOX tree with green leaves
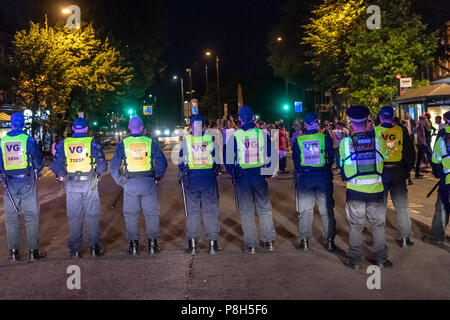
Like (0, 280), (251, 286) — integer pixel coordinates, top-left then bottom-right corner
(302, 0), (367, 107)
(346, 0), (438, 110)
(11, 22), (132, 136)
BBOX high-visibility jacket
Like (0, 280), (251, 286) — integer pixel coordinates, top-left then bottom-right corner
(234, 128), (265, 169)
(123, 136), (152, 173)
(185, 134), (214, 170)
(297, 133), (326, 169)
(339, 133), (386, 194)
(374, 125), (403, 163)
(64, 137), (94, 174)
(432, 126), (450, 185)
(1, 133), (29, 171)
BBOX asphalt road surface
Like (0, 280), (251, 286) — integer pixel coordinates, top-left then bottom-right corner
(0, 143), (449, 300)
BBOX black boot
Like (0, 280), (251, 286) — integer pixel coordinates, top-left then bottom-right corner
(297, 239), (309, 251)
(29, 249), (46, 262)
(208, 240), (220, 254)
(148, 239), (160, 255)
(128, 240), (139, 256)
(326, 237), (336, 251)
(245, 246), (256, 254)
(9, 249), (19, 262)
(185, 239), (197, 255)
(377, 259), (393, 269)
(264, 241), (275, 252)
(401, 237), (414, 248)
(69, 250), (81, 259)
(90, 245), (104, 257)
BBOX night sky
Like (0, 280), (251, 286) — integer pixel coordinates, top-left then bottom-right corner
(1, 0), (449, 125)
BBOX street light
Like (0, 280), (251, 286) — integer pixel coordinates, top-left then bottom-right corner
(205, 50), (221, 118)
(61, 8), (71, 14)
(277, 37), (283, 42)
(174, 75), (185, 123)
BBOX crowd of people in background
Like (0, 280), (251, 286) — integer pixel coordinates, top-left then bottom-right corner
(204, 110), (447, 180)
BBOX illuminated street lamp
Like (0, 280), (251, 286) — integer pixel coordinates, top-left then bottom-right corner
(205, 50), (221, 117)
(277, 37), (283, 42)
(174, 75), (185, 123)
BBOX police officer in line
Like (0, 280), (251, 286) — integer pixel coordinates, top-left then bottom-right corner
(292, 112), (336, 251)
(374, 106), (415, 247)
(339, 106), (392, 270)
(224, 105), (277, 254)
(110, 116), (167, 255)
(50, 118), (107, 258)
(179, 115), (220, 254)
(0, 113), (44, 261)
(429, 110), (450, 245)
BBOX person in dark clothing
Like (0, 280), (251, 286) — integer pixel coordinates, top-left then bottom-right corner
(292, 112), (336, 251)
(224, 106), (277, 254)
(0, 113), (45, 261)
(375, 106), (415, 247)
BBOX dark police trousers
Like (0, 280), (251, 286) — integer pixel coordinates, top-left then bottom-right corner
(236, 174), (276, 247)
(430, 190), (450, 242)
(4, 177), (40, 250)
(296, 178), (336, 241)
(185, 179), (220, 241)
(123, 176), (160, 241)
(382, 166), (412, 238)
(65, 179), (101, 251)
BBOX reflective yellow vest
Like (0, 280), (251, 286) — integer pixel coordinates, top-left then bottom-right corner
(185, 134), (214, 169)
(432, 126), (450, 185)
(234, 128), (265, 169)
(1, 133), (29, 171)
(339, 133), (386, 194)
(123, 136), (152, 172)
(374, 125), (403, 163)
(297, 133), (326, 168)
(64, 137), (94, 174)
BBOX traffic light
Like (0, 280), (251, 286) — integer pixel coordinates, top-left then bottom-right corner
(128, 109), (134, 115)
(93, 121), (98, 126)
(283, 104), (289, 110)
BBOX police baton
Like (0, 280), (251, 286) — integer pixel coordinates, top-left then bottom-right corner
(0, 171), (19, 213)
(180, 171), (189, 217)
(427, 180), (440, 198)
(293, 171), (299, 213)
(232, 167), (240, 213)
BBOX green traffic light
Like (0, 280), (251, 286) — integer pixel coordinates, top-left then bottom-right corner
(128, 109), (133, 115)
(284, 104), (289, 110)
(93, 121), (98, 126)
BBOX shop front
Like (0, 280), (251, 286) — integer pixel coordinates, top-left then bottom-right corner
(395, 83), (450, 121)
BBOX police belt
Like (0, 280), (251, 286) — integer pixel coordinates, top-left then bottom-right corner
(67, 172), (92, 181)
(126, 171), (154, 178)
(6, 174), (30, 179)
(383, 162), (401, 168)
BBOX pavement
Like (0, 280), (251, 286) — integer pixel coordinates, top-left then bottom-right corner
(0, 143), (449, 300)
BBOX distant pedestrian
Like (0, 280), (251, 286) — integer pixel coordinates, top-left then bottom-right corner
(415, 116), (432, 178)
